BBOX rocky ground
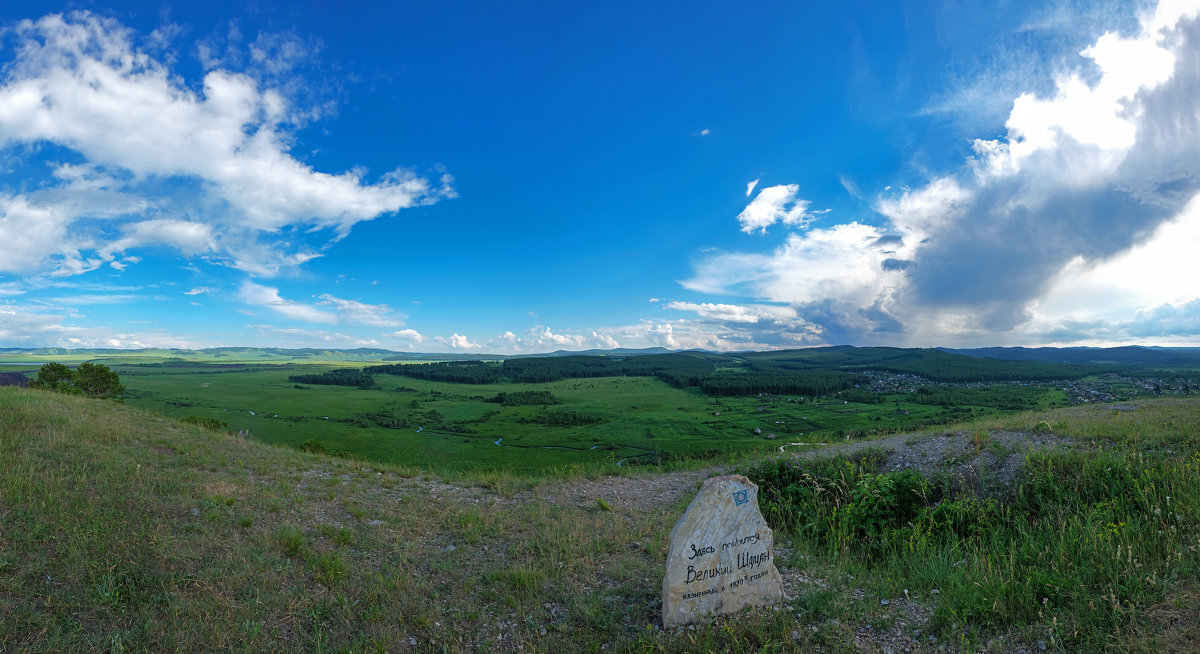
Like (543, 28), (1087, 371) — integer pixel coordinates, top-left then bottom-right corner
(419, 427), (1079, 652)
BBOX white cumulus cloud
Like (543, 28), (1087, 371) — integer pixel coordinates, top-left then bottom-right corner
(237, 282), (405, 327)
(446, 333), (482, 350)
(392, 328), (425, 343)
(736, 184), (816, 234)
(317, 294), (404, 327)
(238, 282), (337, 324)
(0, 12), (452, 278)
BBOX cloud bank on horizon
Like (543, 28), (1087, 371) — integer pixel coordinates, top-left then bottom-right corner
(1, 2), (1199, 353)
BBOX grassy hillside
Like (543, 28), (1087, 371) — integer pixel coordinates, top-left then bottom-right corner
(2, 387), (1198, 652)
(0, 387), (728, 652)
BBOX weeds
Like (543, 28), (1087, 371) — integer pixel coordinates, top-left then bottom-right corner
(307, 551), (346, 584)
(316, 524), (354, 546)
(275, 525), (307, 557)
(748, 422), (1200, 650)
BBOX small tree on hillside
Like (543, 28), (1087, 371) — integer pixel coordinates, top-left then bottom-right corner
(73, 363), (125, 399)
(28, 362), (77, 393)
(28, 362), (125, 399)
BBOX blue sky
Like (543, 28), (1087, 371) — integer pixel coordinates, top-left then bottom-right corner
(2, 0), (1199, 353)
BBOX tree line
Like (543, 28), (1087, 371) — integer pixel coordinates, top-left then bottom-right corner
(699, 370), (865, 397)
(365, 361), (501, 384)
(288, 369), (376, 389)
(365, 354), (718, 388)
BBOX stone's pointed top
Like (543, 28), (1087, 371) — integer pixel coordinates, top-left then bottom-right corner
(662, 474), (783, 627)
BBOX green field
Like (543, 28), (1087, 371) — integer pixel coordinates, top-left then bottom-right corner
(7, 345), (1196, 473)
(103, 361), (1068, 473)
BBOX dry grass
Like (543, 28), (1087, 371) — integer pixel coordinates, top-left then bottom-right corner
(1123, 584), (1200, 653)
(0, 387), (765, 651)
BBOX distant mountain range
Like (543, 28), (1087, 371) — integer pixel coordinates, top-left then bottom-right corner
(0, 345), (681, 362)
(941, 346), (1200, 367)
(3, 344), (1200, 369)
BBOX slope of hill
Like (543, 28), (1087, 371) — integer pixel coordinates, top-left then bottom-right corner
(2, 387), (1197, 652)
(0, 386), (721, 651)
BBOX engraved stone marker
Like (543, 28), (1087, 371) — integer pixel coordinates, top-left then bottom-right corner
(661, 474), (784, 627)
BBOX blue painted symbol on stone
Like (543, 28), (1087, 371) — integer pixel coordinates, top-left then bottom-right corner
(733, 489), (749, 506)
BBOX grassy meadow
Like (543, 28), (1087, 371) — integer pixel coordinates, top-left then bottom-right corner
(101, 360), (1070, 474)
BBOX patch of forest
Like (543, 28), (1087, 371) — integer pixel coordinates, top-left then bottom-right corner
(907, 385), (1044, 410)
(487, 390), (562, 406)
(287, 369), (376, 388)
(700, 369), (865, 396)
(365, 360), (501, 384)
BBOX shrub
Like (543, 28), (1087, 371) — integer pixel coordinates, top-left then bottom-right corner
(746, 451), (884, 546)
(532, 409), (602, 426)
(29, 362), (124, 399)
(181, 415), (229, 431)
(487, 390), (561, 406)
(73, 363), (125, 399)
(846, 470), (928, 540)
(749, 453), (931, 556)
(28, 362), (76, 393)
(917, 496), (1004, 540)
(300, 439), (327, 454)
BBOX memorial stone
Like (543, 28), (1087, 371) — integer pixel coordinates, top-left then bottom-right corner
(661, 474), (784, 627)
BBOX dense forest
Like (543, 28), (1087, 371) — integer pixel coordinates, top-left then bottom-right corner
(365, 361), (501, 384)
(501, 354), (715, 387)
(907, 385), (1045, 410)
(700, 370), (864, 397)
(287, 369), (376, 388)
(744, 347), (1092, 383)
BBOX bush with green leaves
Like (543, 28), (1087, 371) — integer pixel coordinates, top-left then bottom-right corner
(180, 415), (229, 431)
(750, 455), (935, 555)
(917, 496), (1004, 540)
(27, 362), (75, 393)
(300, 439), (327, 454)
(29, 362), (125, 399)
(845, 469), (928, 540)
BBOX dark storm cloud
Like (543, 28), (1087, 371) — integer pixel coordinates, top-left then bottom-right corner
(900, 15), (1200, 328)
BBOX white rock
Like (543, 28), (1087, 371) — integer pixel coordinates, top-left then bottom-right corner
(661, 475), (784, 627)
